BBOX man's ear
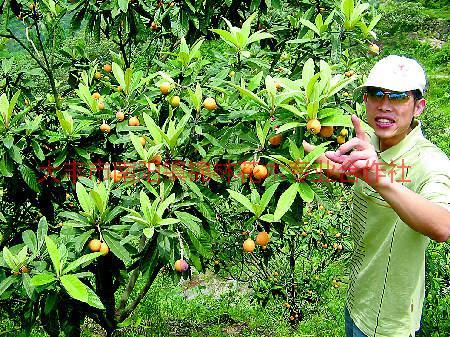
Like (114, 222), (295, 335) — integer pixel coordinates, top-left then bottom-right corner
(414, 98), (426, 117)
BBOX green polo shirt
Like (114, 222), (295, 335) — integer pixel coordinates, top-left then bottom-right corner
(346, 122), (450, 337)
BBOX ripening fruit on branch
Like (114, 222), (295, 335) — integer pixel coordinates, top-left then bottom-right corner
(344, 70), (355, 77)
(203, 97), (217, 110)
(275, 82), (282, 91)
(139, 137), (146, 146)
(92, 92), (101, 100)
(170, 95), (180, 107)
(151, 22), (158, 31)
(116, 111), (125, 121)
(307, 119), (321, 134)
(103, 64), (112, 72)
(243, 238), (256, 253)
(368, 43), (380, 56)
(174, 259), (189, 272)
(20, 266), (29, 273)
(100, 242), (109, 256)
(117, 85), (123, 92)
(340, 128), (348, 137)
(240, 161), (254, 175)
(256, 231), (270, 246)
(100, 123), (110, 133)
(111, 170), (122, 183)
(229, 70), (235, 77)
(150, 154), (162, 165)
(94, 71), (102, 80)
(252, 165), (268, 180)
(319, 125), (334, 138)
(128, 116), (140, 126)
(336, 135), (346, 144)
(160, 82), (171, 95)
(98, 102), (105, 110)
(88, 239), (102, 252)
(269, 134), (283, 146)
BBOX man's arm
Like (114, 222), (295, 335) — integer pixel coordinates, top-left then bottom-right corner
(373, 176), (450, 242)
(302, 140), (351, 182)
(325, 115), (450, 242)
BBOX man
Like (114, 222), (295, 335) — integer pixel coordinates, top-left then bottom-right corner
(304, 55), (450, 336)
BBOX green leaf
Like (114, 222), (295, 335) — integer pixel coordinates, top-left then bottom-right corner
(175, 211), (202, 237)
(277, 122), (302, 134)
(22, 273), (34, 299)
(0, 276), (15, 297)
(302, 58), (315, 91)
(31, 140), (45, 161)
(90, 190), (105, 214)
(45, 236), (61, 277)
(112, 63), (126, 91)
(289, 139), (303, 161)
(277, 104), (306, 118)
(129, 132), (148, 161)
(86, 285), (105, 309)
(181, 179), (204, 201)
(260, 214), (276, 222)
(320, 114), (372, 133)
(22, 230), (38, 255)
(143, 227), (155, 239)
(247, 31), (274, 45)
(142, 113), (163, 143)
(227, 82), (269, 110)
(256, 122), (265, 148)
(297, 182), (314, 202)
(259, 184), (279, 217)
(299, 19), (320, 35)
(37, 217), (48, 251)
(248, 71), (263, 91)
(274, 183), (298, 221)
(60, 275), (88, 303)
(56, 110), (73, 135)
(227, 189), (255, 214)
(103, 231), (131, 264)
(210, 29), (237, 49)
(140, 190), (152, 222)
(19, 165), (40, 193)
(30, 273), (56, 287)
(8, 90), (20, 124)
(2, 247), (18, 270)
(76, 182), (94, 216)
(0, 93), (9, 127)
(341, 0), (354, 20)
(63, 252), (103, 275)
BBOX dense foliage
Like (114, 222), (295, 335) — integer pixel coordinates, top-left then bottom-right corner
(0, 0), (448, 336)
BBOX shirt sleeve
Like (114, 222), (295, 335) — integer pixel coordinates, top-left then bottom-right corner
(417, 172), (450, 212)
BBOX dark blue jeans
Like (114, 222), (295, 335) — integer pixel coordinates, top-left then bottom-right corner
(345, 307), (421, 337)
(345, 307), (367, 337)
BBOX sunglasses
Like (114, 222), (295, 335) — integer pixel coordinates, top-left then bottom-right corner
(366, 87), (411, 103)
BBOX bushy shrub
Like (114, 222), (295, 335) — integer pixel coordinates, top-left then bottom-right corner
(377, 1), (433, 34)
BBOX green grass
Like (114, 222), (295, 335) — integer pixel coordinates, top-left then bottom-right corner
(73, 266), (347, 337)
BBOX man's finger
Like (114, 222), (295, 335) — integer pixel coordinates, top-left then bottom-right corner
(352, 114), (368, 141)
(336, 138), (364, 155)
(340, 150), (375, 172)
(325, 151), (349, 164)
(302, 140), (315, 154)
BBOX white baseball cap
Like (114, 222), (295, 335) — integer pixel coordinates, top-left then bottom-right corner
(356, 55), (427, 94)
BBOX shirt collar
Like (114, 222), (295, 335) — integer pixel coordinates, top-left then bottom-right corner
(371, 120), (424, 163)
